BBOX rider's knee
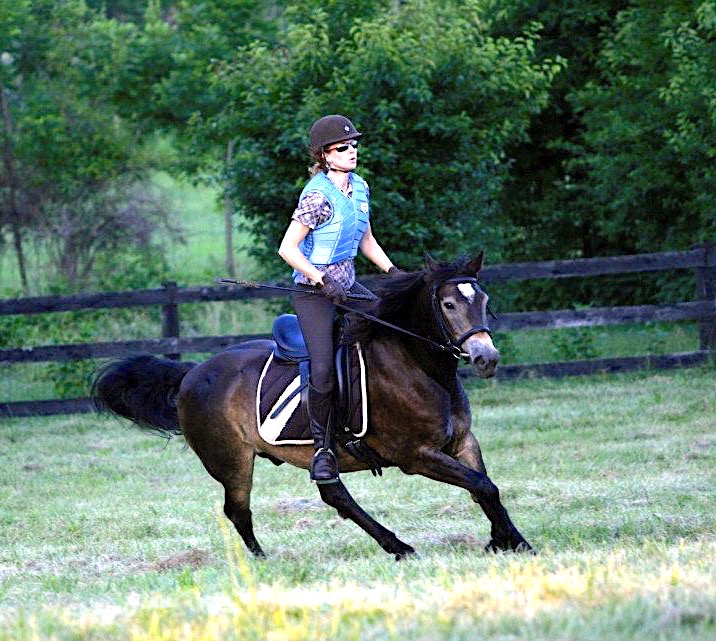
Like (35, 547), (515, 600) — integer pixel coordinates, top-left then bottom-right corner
(309, 364), (334, 393)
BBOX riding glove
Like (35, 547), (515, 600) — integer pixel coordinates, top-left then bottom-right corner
(319, 273), (348, 304)
(388, 266), (404, 276)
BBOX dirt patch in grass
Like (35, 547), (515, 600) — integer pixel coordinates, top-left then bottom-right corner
(21, 554), (147, 578)
(274, 497), (325, 514)
(143, 548), (213, 573)
(423, 532), (484, 550)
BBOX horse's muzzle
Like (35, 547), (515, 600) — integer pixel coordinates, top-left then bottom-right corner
(465, 334), (500, 378)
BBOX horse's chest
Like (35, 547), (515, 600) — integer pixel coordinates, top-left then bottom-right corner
(368, 370), (454, 445)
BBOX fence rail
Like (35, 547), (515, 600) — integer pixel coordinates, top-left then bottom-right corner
(1, 301), (712, 364)
(2, 248), (714, 317)
(1, 246), (714, 418)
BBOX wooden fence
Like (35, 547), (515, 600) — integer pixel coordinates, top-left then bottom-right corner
(1, 246), (714, 418)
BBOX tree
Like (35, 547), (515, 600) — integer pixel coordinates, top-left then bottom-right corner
(211, 0), (563, 276)
(0, 0), (35, 294)
(653, 1), (716, 240)
(0, 1), (174, 292)
(488, 0), (631, 262)
(570, 0), (715, 256)
(491, 0), (714, 265)
(112, 0), (282, 277)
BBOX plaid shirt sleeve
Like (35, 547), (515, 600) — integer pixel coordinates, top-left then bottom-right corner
(291, 191), (332, 229)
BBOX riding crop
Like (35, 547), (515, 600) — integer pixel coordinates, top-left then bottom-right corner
(217, 278), (377, 302)
(218, 277), (471, 359)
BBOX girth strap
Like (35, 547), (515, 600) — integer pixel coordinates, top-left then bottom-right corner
(339, 437), (392, 477)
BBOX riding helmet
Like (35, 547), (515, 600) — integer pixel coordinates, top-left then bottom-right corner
(309, 115), (362, 152)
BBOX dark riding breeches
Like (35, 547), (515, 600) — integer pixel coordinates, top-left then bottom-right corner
(291, 280), (375, 394)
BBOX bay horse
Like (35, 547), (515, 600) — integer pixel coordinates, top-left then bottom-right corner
(93, 252), (532, 559)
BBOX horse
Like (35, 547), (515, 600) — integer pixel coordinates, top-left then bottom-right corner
(93, 252), (532, 559)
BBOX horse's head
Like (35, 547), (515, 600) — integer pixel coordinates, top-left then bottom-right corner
(427, 251), (500, 378)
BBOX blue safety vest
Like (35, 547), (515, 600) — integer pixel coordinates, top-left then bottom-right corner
(293, 172), (370, 281)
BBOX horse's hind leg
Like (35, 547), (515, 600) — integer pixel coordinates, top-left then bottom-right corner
(317, 481), (416, 560)
(454, 430), (487, 477)
(191, 438), (266, 558)
(222, 454), (265, 559)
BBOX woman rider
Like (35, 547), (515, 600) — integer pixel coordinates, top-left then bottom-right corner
(278, 114), (400, 484)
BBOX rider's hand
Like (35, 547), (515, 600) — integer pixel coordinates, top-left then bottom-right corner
(388, 266), (404, 276)
(319, 273), (348, 304)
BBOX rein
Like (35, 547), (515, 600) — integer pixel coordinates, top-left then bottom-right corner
(340, 300), (470, 359)
(219, 276), (493, 362)
(217, 278), (377, 301)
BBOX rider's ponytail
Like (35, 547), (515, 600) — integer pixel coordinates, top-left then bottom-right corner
(308, 147), (329, 177)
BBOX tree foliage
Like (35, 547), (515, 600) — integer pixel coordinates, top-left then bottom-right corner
(212, 0), (563, 274)
(570, 0), (716, 253)
(1, 0), (713, 299)
(493, 0), (715, 262)
(0, 0), (173, 291)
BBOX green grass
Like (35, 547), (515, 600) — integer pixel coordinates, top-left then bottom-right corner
(496, 321), (698, 364)
(151, 171), (262, 286)
(0, 368), (714, 639)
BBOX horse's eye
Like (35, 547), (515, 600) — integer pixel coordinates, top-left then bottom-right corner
(443, 301), (455, 310)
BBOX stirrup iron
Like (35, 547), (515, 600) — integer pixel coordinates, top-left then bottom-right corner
(310, 447), (340, 484)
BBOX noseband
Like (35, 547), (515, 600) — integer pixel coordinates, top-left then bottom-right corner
(431, 277), (493, 360)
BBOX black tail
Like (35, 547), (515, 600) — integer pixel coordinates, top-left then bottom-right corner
(91, 355), (197, 436)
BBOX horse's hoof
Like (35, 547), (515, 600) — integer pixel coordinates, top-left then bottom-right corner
(247, 542), (267, 559)
(515, 540), (536, 555)
(485, 535), (535, 555)
(484, 539), (502, 554)
(394, 547), (418, 562)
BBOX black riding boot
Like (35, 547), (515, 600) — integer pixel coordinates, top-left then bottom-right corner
(308, 384), (339, 484)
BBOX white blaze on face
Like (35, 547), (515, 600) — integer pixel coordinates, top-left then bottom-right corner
(467, 332), (495, 348)
(457, 282), (476, 304)
(454, 281), (497, 352)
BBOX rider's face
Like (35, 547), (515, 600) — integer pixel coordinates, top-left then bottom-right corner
(324, 139), (358, 172)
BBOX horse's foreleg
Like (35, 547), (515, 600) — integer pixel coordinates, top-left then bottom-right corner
(453, 430), (487, 477)
(406, 446), (532, 552)
(317, 481), (416, 560)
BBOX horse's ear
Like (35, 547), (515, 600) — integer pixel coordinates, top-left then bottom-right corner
(466, 251), (484, 276)
(424, 252), (440, 272)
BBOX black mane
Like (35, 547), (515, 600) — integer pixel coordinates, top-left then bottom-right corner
(348, 257), (481, 343)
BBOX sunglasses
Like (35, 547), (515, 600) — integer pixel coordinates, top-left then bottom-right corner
(327, 140), (359, 153)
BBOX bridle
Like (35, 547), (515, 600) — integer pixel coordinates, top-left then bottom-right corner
(331, 275), (494, 362)
(430, 277), (493, 360)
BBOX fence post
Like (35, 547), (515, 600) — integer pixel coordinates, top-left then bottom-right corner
(694, 243), (716, 353)
(161, 281), (181, 360)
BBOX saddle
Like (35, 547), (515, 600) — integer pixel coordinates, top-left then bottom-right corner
(256, 314), (368, 446)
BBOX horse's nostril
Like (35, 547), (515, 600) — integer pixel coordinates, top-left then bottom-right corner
(474, 355), (486, 368)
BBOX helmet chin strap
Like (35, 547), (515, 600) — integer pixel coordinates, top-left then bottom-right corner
(323, 153), (352, 174)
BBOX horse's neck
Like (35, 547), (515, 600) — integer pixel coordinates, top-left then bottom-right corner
(365, 333), (459, 395)
(363, 287), (460, 392)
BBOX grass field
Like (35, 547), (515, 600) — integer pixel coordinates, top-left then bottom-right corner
(1, 367), (714, 640)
